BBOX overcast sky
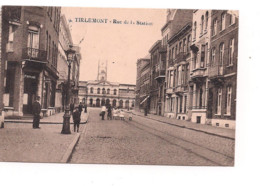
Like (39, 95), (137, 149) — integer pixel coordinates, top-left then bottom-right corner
(62, 7), (166, 84)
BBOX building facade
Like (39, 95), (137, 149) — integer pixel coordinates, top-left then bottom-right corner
(79, 61), (135, 109)
(207, 10), (238, 129)
(189, 10), (212, 124)
(135, 56), (150, 111)
(165, 23), (192, 120)
(2, 6), (60, 118)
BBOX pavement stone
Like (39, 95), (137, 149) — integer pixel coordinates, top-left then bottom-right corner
(132, 110), (235, 140)
(0, 112), (89, 163)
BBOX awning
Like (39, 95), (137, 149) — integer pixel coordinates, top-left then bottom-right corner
(140, 95), (150, 105)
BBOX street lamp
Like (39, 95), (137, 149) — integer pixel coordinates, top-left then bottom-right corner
(61, 45), (76, 134)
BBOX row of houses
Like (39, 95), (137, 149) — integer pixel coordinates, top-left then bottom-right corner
(0, 6), (81, 120)
(136, 9), (238, 129)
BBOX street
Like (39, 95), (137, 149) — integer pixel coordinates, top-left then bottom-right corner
(70, 108), (235, 166)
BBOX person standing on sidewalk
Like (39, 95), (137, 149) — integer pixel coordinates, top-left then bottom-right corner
(73, 107), (81, 133)
(32, 96), (41, 129)
(78, 102), (83, 116)
(100, 105), (106, 120)
(107, 104), (112, 120)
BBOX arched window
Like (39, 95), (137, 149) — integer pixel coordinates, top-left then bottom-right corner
(213, 19), (217, 36)
(219, 43), (225, 66)
(114, 89), (117, 95)
(119, 100), (123, 108)
(201, 15), (204, 34)
(228, 38), (234, 66)
(96, 98), (100, 107)
(86, 87), (88, 93)
(211, 47), (216, 64)
(193, 21), (197, 40)
(102, 88), (106, 94)
(97, 88), (100, 94)
(107, 88), (110, 94)
(221, 13), (226, 31)
(205, 11), (209, 30)
(90, 87), (93, 93)
(112, 99), (117, 107)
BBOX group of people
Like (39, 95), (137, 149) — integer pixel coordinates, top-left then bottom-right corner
(100, 104), (126, 120)
(32, 96), (85, 133)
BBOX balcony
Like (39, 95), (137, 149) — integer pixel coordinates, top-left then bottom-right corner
(22, 48), (47, 62)
(175, 85), (188, 95)
(208, 63), (224, 84)
(166, 88), (174, 95)
(159, 45), (167, 53)
(190, 67), (207, 82)
(175, 52), (188, 64)
(154, 70), (166, 81)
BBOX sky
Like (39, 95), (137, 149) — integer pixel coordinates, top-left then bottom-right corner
(62, 7), (166, 84)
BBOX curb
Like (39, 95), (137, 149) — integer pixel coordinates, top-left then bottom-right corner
(132, 112), (235, 140)
(60, 112), (89, 163)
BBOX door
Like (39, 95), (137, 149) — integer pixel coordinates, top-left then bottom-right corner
(23, 73), (38, 114)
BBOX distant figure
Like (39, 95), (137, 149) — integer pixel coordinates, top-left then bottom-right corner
(70, 102), (74, 115)
(144, 106), (148, 116)
(32, 96), (41, 129)
(107, 104), (112, 120)
(84, 103), (87, 113)
(78, 102), (83, 116)
(73, 107), (81, 133)
(100, 105), (106, 120)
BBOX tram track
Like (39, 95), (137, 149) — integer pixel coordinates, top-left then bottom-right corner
(124, 118), (234, 166)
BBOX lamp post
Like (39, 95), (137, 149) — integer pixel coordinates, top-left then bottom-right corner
(61, 45), (76, 134)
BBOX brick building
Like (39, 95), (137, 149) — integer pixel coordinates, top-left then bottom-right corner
(207, 10), (238, 129)
(189, 10), (212, 124)
(135, 55), (150, 111)
(2, 6), (61, 117)
(165, 23), (192, 120)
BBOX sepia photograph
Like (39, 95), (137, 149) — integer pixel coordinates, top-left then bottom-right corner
(0, 5), (238, 166)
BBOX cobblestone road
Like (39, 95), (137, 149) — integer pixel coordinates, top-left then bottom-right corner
(70, 108), (235, 166)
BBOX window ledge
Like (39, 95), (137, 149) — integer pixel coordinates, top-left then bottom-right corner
(215, 114), (221, 116)
(227, 64), (233, 68)
(224, 114), (231, 116)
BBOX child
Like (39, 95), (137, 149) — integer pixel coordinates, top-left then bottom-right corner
(73, 107), (81, 132)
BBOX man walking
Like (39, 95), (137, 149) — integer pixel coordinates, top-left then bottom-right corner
(73, 107), (81, 133)
(32, 96), (41, 129)
(78, 102), (83, 116)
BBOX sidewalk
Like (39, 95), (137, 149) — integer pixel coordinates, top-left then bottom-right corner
(132, 110), (235, 140)
(4, 111), (89, 124)
(0, 112), (89, 163)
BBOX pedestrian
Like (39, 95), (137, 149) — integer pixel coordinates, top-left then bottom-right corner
(72, 107), (81, 133)
(107, 104), (112, 120)
(78, 102), (83, 116)
(32, 96), (41, 129)
(100, 105), (106, 120)
(84, 103), (87, 113)
(70, 102), (74, 115)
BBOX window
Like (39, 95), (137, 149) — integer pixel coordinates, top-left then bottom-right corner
(179, 42), (182, 53)
(217, 88), (222, 115)
(211, 47), (216, 64)
(27, 26), (39, 58)
(187, 35), (191, 52)
(175, 45), (178, 55)
(219, 43), (225, 66)
(229, 13), (235, 25)
(221, 13), (226, 31)
(226, 86), (232, 115)
(107, 88), (110, 94)
(183, 38), (187, 53)
(201, 45), (205, 67)
(205, 11), (209, 30)
(172, 47), (174, 59)
(193, 22), (197, 39)
(114, 89), (117, 95)
(90, 87), (93, 93)
(201, 15), (204, 34)
(97, 88), (100, 94)
(228, 38), (234, 66)
(213, 19), (217, 36)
